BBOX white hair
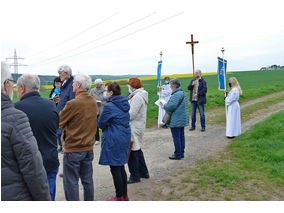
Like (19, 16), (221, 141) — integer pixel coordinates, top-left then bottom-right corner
(1, 61), (12, 93)
(17, 74), (40, 91)
(94, 78), (103, 86)
(195, 69), (202, 75)
(74, 74), (92, 91)
(57, 65), (72, 75)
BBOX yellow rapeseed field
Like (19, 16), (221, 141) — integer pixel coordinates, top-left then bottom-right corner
(41, 72), (221, 90)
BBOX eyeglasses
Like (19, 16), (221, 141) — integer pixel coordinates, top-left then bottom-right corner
(7, 79), (16, 83)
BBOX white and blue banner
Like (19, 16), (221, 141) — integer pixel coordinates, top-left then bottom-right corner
(157, 60), (162, 87)
(217, 57), (227, 91)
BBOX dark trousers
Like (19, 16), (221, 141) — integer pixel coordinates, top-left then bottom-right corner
(170, 127), (185, 158)
(63, 151), (94, 201)
(128, 149), (149, 181)
(47, 167), (59, 201)
(110, 165), (127, 197)
(191, 101), (205, 129)
(95, 114), (100, 141)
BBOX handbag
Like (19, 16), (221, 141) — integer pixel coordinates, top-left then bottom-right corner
(162, 111), (172, 124)
(162, 91), (185, 125)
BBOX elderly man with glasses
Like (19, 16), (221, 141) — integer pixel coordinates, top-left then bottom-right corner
(1, 61), (50, 201)
(56, 65), (75, 153)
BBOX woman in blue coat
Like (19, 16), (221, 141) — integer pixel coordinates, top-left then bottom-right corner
(98, 82), (131, 201)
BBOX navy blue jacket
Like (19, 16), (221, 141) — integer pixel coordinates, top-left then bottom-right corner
(98, 95), (131, 166)
(15, 92), (59, 172)
(56, 76), (75, 113)
(187, 78), (207, 105)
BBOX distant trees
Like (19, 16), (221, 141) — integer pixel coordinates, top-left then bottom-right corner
(260, 65), (284, 70)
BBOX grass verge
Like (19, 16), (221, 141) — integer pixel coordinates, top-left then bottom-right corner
(163, 110), (284, 200)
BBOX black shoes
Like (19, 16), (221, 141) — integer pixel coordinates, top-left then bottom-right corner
(227, 136), (235, 139)
(169, 154), (181, 160)
(127, 178), (141, 184)
(190, 127), (206, 132)
(140, 173), (150, 179)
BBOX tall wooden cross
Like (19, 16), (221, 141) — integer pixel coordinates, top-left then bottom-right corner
(186, 34), (199, 79)
(186, 34), (199, 100)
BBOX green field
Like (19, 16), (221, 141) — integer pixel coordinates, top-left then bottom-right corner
(12, 69), (284, 127)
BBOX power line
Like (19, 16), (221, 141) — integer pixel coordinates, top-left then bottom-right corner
(32, 12), (184, 67)
(6, 49), (27, 74)
(26, 12), (119, 59)
(30, 12), (157, 66)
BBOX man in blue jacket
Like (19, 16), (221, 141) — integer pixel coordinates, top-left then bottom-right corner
(15, 74), (59, 201)
(187, 69), (207, 132)
(56, 65), (75, 152)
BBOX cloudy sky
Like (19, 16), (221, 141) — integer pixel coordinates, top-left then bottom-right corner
(1, 0), (283, 76)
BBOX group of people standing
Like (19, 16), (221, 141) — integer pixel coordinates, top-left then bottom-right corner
(157, 69), (242, 160)
(1, 62), (149, 201)
(1, 60), (242, 201)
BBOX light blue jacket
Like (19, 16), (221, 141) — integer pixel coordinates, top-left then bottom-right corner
(164, 87), (189, 128)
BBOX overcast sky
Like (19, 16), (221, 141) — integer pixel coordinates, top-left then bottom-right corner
(1, 0), (283, 76)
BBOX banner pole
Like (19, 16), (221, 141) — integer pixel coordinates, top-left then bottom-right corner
(221, 47), (227, 123)
(158, 51), (163, 128)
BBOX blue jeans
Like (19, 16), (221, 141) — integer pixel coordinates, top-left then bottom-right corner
(191, 101), (206, 129)
(63, 151), (94, 201)
(170, 127), (185, 158)
(57, 128), (62, 148)
(47, 167), (59, 201)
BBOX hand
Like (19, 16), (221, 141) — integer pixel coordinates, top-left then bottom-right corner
(193, 94), (198, 99)
(158, 87), (162, 92)
(160, 99), (166, 106)
(53, 95), (60, 104)
(192, 80), (195, 86)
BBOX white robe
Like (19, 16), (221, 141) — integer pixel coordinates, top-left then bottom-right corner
(225, 88), (241, 137)
(157, 84), (172, 125)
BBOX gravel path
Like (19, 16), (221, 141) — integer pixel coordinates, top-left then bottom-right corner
(54, 96), (284, 201)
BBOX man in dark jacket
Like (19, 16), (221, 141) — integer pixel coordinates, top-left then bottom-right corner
(1, 62), (50, 201)
(15, 74), (59, 201)
(187, 69), (207, 131)
(56, 65), (75, 153)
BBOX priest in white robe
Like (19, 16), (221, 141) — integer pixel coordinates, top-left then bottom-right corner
(225, 77), (242, 138)
(157, 77), (172, 128)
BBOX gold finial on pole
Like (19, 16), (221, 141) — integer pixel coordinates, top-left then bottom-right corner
(221, 47), (225, 54)
(160, 51), (163, 60)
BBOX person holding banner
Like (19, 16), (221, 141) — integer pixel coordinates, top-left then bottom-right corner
(225, 77), (242, 139)
(187, 69), (207, 132)
(157, 77), (172, 128)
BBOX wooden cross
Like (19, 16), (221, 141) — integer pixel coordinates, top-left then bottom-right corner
(186, 34), (199, 100)
(186, 34), (199, 79)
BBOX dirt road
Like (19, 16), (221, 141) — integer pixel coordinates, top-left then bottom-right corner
(55, 94), (284, 201)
